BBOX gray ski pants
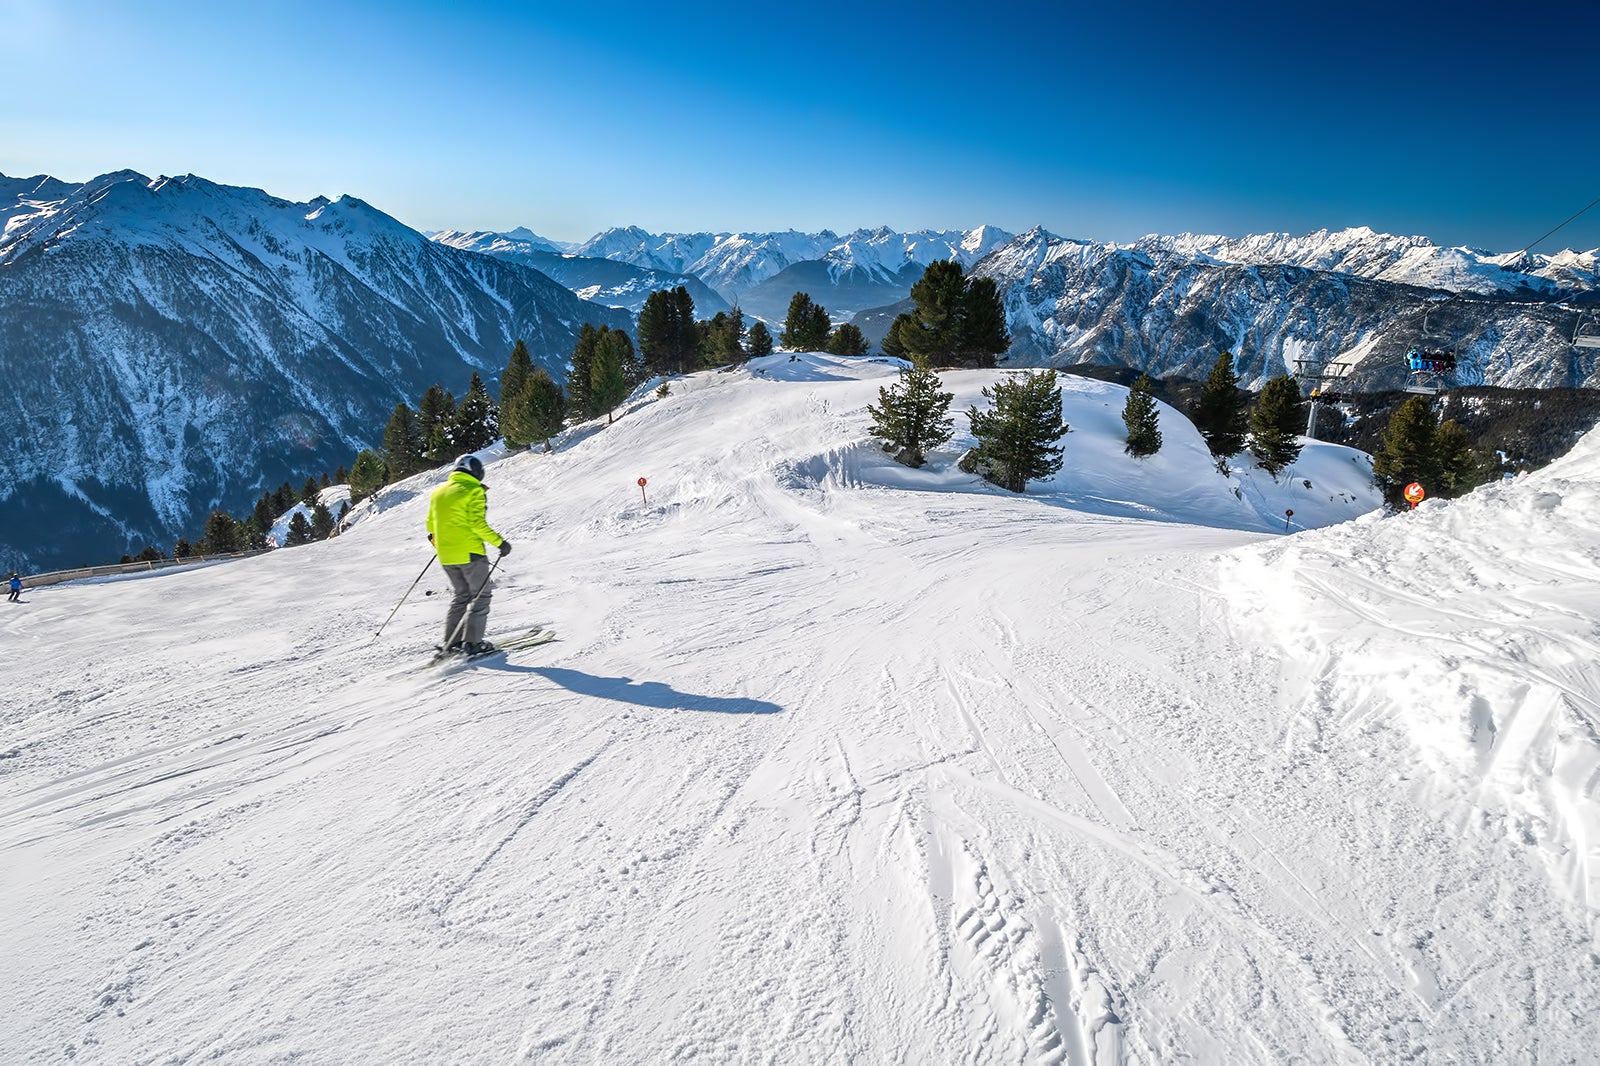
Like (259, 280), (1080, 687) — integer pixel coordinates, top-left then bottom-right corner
(442, 553), (493, 644)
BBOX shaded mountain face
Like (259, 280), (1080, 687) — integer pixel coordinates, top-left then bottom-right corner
(431, 231), (728, 316)
(0, 172), (631, 571)
(965, 228), (1600, 390)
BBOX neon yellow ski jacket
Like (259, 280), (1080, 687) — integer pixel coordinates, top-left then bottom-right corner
(426, 471), (503, 565)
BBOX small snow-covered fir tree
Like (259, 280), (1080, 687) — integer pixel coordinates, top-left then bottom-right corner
(1248, 375), (1305, 477)
(868, 363), (955, 468)
(1122, 374), (1163, 458)
(747, 321), (774, 359)
(286, 511), (314, 546)
(1192, 351), (1249, 468)
(964, 370), (1069, 492)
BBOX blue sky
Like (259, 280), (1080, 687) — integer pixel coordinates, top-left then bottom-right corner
(5, 0), (1598, 252)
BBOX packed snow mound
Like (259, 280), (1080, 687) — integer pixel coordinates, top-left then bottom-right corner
(1224, 426), (1600, 917)
(2, 354), (1595, 1063)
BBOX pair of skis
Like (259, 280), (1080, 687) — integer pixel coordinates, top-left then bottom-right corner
(427, 625), (556, 668)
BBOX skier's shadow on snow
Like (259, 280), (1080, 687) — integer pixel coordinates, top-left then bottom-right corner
(493, 664), (783, 716)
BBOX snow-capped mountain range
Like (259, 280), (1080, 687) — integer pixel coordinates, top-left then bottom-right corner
(6, 166), (1600, 572)
(449, 224), (1016, 319)
(0, 171), (630, 572)
(429, 230), (729, 317)
(973, 226), (1600, 390)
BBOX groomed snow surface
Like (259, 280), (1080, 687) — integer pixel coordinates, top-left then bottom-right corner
(3, 354), (1597, 1063)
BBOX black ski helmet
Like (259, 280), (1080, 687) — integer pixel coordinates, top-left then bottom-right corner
(454, 454), (485, 481)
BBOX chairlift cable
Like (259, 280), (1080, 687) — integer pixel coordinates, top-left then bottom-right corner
(1506, 193), (1600, 261)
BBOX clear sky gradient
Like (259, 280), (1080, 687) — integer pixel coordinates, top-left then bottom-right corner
(4, 0), (1598, 252)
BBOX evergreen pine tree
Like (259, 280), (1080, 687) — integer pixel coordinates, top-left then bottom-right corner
(335, 465), (349, 484)
(958, 276), (1010, 368)
(867, 363), (955, 467)
(501, 339), (534, 404)
(780, 292), (812, 349)
(203, 510), (244, 554)
(567, 323), (599, 418)
(591, 329), (632, 423)
(638, 287), (698, 375)
(286, 511), (314, 547)
(1121, 374), (1163, 458)
(881, 314), (912, 361)
(497, 340), (538, 448)
(524, 369), (566, 451)
(725, 305), (746, 362)
(747, 320), (774, 359)
(274, 481), (297, 515)
(241, 516), (267, 551)
(827, 323), (870, 357)
(1248, 375), (1306, 477)
(1435, 418), (1487, 497)
(252, 493), (276, 532)
(349, 449), (387, 503)
(1193, 351), (1250, 467)
(174, 537), (194, 560)
(453, 371), (499, 452)
(902, 261), (967, 364)
(301, 476), (320, 505)
(382, 402), (425, 478)
(310, 500), (335, 540)
(898, 262), (1010, 367)
(781, 293), (832, 351)
(418, 384), (457, 461)
(135, 545), (166, 563)
(964, 370), (1069, 492)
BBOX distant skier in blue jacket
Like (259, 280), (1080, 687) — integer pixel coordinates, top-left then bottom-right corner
(6, 572), (21, 602)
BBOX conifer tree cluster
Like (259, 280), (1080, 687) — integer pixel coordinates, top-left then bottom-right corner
(886, 261), (1010, 368)
(962, 370), (1069, 492)
(501, 337), (566, 452)
(699, 307), (747, 365)
(1372, 395), (1486, 509)
(638, 287), (699, 375)
(569, 324), (644, 423)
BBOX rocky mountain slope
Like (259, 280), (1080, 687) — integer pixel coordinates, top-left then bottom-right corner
(970, 227), (1600, 390)
(0, 171), (630, 572)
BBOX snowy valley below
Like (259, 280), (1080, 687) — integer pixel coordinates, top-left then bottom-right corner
(3, 355), (1598, 1063)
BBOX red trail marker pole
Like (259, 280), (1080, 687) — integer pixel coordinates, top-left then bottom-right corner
(638, 476), (648, 506)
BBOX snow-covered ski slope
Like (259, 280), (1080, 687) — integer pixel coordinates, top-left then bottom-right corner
(3, 354), (1597, 1063)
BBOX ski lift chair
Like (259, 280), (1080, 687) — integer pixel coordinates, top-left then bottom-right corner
(1575, 310), (1600, 349)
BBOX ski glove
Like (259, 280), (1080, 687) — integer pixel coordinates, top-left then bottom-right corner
(499, 540), (513, 557)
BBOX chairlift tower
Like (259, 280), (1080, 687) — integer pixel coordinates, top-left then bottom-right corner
(1291, 351), (1352, 440)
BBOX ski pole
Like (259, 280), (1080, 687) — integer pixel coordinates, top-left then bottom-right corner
(372, 554), (435, 642)
(443, 555), (504, 649)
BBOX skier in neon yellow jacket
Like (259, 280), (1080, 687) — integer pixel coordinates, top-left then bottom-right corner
(426, 454), (510, 655)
